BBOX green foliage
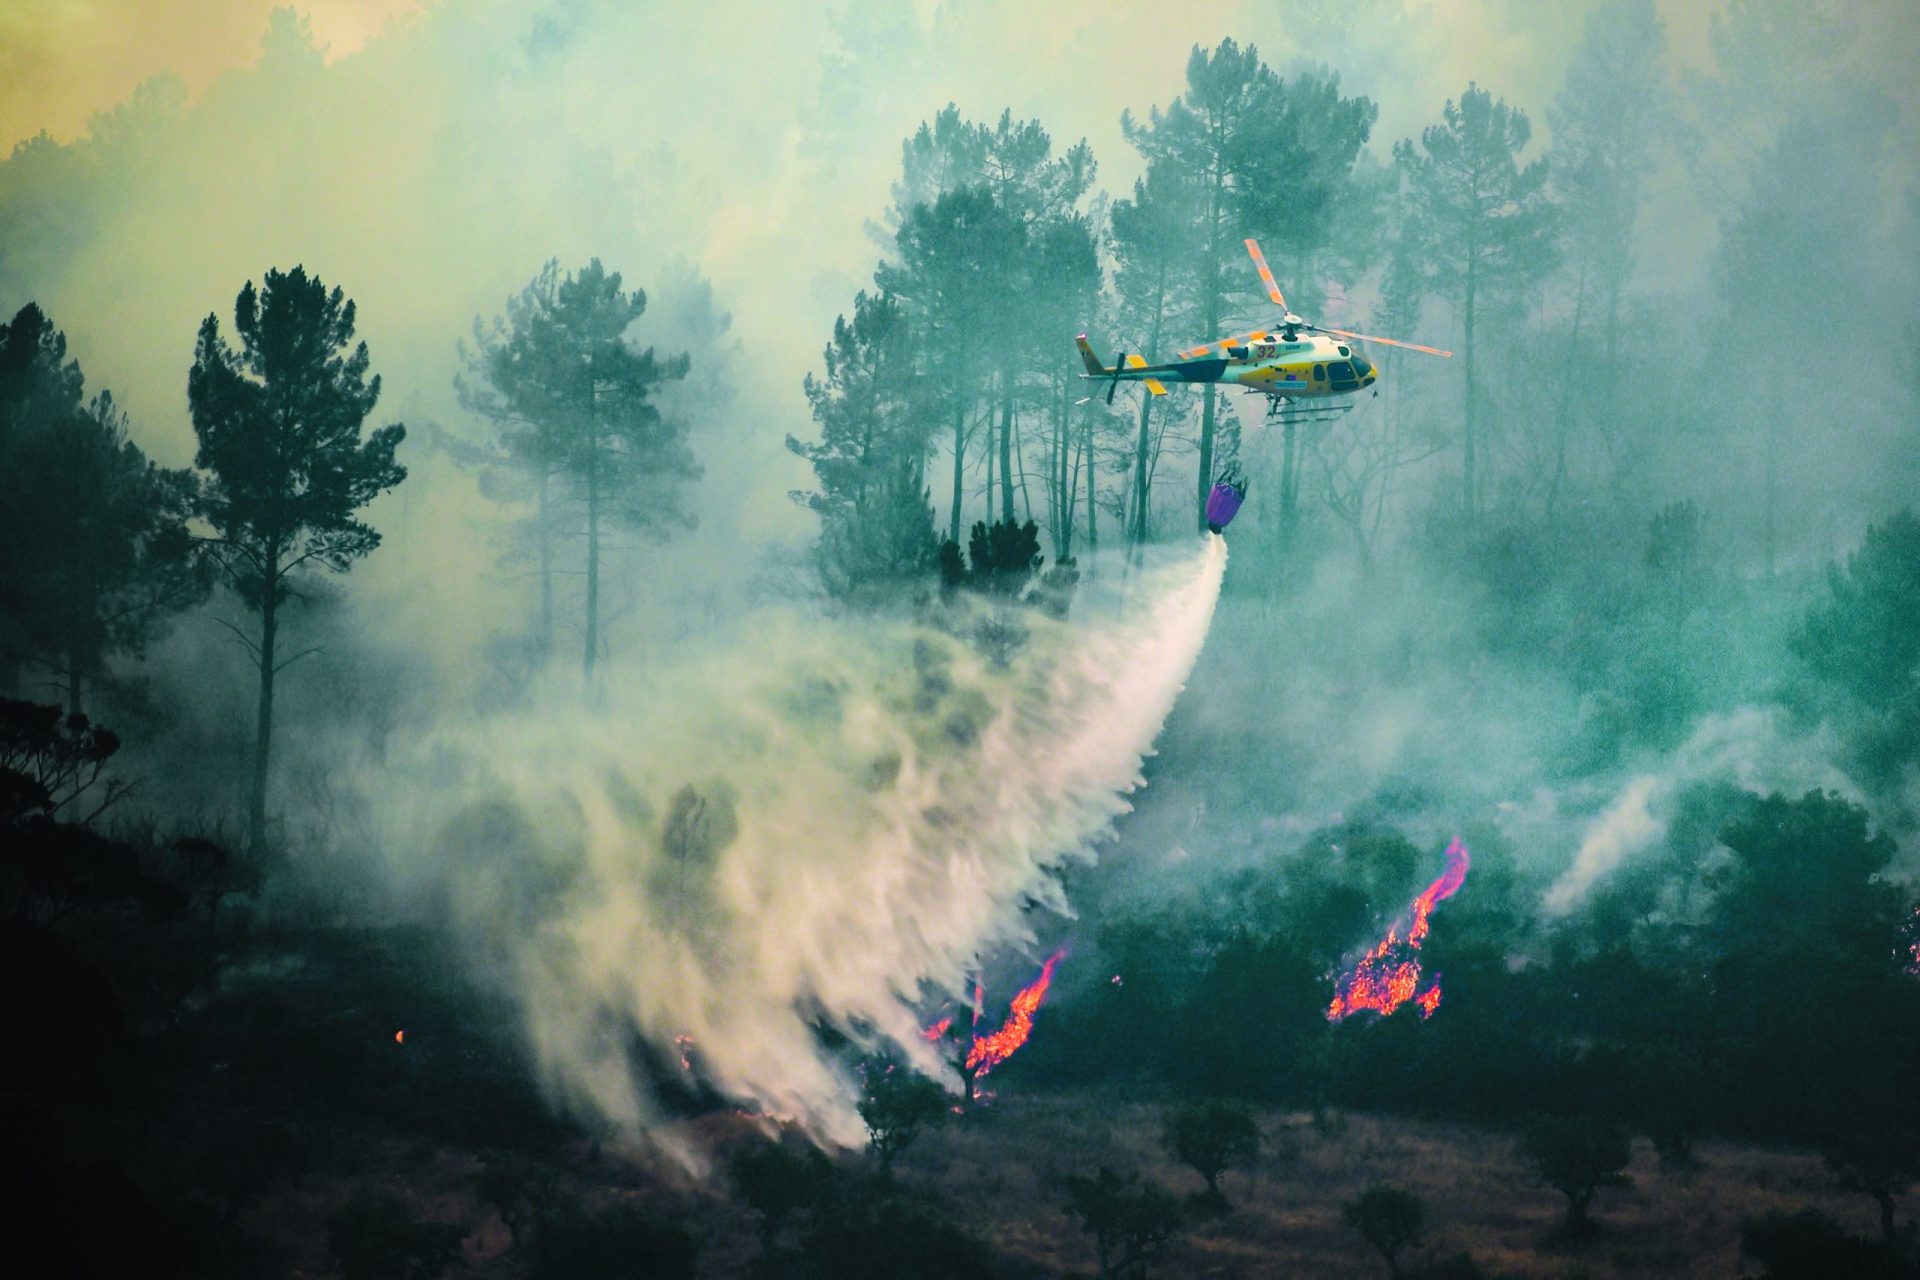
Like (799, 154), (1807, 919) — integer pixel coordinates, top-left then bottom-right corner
(857, 1063), (949, 1172)
(1521, 1115), (1631, 1234)
(1548, 0), (1670, 338)
(1643, 500), (1704, 576)
(325, 1191), (463, 1280)
(1062, 1165), (1184, 1280)
(1796, 510), (1920, 785)
(1395, 85), (1557, 315)
(1798, 508), (1920, 702)
(0, 304), (205, 712)
(1706, 789), (1898, 963)
(787, 293), (921, 521)
(811, 463), (942, 605)
(960, 517), (1044, 596)
(188, 266), (406, 847)
(1343, 1185), (1426, 1276)
(1395, 83), (1556, 516)
(1820, 1122), (1920, 1244)
(458, 257), (696, 674)
(189, 267), (406, 600)
(1164, 1099), (1259, 1203)
(1122, 40), (1376, 521)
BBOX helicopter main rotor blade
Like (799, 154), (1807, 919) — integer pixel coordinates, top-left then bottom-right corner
(1180, 327), (1270, 358)
(1314, 325), (1453, 358)
(1243, 238), (1288, 311)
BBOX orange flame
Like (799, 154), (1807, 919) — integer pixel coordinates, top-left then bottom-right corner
(966, 949), (1066, 1077)
(1328, 837), (1470, 1022)
(921, 1016), (953, 1042)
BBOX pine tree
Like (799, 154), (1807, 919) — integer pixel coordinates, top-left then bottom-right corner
(460, 259), (696, 681)
(1395, 85), (1556, 521)
(0, 304), (205, 714)
(458, 259), (568, 659)
(1108, 159), (1201, 548)
(1123, 44), (1375, 529)
(788, 291), (939, 603)
(188, 267), (406, 850)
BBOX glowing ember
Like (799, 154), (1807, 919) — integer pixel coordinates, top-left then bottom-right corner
(1328, 837), (1470, 1022)
(394, 1029), (405, 1045)
(674, 1033), (697, 1072)
(967, 949), (1066, 1077)
(1905, 906), (1920, 977)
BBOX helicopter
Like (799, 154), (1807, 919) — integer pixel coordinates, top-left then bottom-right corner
(1077, 237), (1452, 426)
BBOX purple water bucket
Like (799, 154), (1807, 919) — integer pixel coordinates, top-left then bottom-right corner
(1205, 480), (1245, 533)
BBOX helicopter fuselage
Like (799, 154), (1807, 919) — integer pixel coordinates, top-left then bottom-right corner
(1077, 330), (1381, 405)
(1210, 332), (1378, 399)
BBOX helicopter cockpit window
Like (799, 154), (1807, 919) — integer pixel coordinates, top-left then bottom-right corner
(1312, 364), (1325, 380)
(1327, 361), (1354, 382)
(1337, 346), (1350, 357)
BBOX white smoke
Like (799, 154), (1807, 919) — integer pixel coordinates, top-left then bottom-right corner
(369, 537), (1226, 1152)
(1539, 706), (1859, 915)
(1541, 774), (1663, 917)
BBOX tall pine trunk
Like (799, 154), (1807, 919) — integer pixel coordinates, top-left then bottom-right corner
(1131, 393), (1154, 545)
(248, 583), (278, 852)
(583, 366), (600, 683)
(1547, 259), (1589, 518)
(1083, 410), (1097, 553)
(1196, 388), (1218, 534)
(1195, 187), (1222, 532)
(1463, 256), (1479, 523)
(949, 402), (966, 544)
(998, 371), (1015, 524)
(535, 464), (554, 660)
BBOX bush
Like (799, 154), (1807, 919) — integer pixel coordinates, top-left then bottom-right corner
(1521, 1115), (1631, 1237)
(1165, 1100), (1259, 1205)
(857, 1063), (949, 1173)
(1063, 1165), (1183, 1280)
(1343, 1185), (1425, 1276)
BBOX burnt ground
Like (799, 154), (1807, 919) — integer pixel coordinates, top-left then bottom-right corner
(230, 1088), (1902, 1279)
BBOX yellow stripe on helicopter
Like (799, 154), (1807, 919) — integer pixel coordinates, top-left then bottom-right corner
(1124, 353), (1168, 396)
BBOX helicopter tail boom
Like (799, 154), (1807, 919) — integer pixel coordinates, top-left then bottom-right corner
(1076, 335), (1169, 395)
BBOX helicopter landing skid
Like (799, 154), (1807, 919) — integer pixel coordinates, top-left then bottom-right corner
(1260, 396), (1355, 425)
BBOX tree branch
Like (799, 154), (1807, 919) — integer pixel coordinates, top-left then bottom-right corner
(273, 647), (323, 676)
(211, 616), (263, 660)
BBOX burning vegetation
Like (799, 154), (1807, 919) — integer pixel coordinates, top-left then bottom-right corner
(1328, 838), (1471, 1022)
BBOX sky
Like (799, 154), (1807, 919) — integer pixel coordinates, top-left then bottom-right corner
(1, 1), (427, 147)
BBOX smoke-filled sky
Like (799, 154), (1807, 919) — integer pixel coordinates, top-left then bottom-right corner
(2, 0), (1904, 453)
(5, 0), (1918, 1146)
